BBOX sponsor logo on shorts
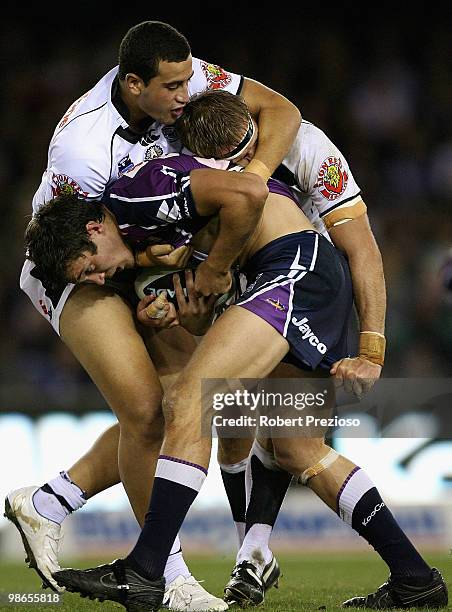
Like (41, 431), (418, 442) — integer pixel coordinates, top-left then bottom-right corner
(144, 145), (164, 160)
(244, 273), (263, 293)
(51, 173), (88, 198)
(266, 298), (286, 311)
(291, 316), (327, 354)
(315, 156), (348, 201)
(362, 502), (385, 526)
(201, 61), (232, 90)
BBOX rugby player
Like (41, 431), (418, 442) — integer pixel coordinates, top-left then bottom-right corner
(26, 93), (446, 609)
(175, 92), (447, 610)
(5, 20), (300, 610)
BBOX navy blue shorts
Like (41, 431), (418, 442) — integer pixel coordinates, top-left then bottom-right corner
(236, 231), (355, 370)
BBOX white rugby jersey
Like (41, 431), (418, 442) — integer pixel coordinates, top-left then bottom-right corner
(276, 120), (362, 237)
(32, 59), (242, 212)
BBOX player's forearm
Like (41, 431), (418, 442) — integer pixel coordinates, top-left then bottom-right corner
(242, 79), (301, 181)
(329, 213), (386, 334)
(348, 246), (386, 335)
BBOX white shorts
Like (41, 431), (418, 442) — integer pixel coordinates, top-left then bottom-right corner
(20, 259), (75, 335)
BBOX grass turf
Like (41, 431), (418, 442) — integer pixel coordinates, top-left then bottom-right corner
(0, 552), (450, 611)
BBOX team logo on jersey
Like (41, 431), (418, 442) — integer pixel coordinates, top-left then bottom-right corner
(266, 298), (287, 311)
(51, 173), (88, 198)
(145, 145), (164, 160)
(201, 61), (232, 90)
(315, 156), (348, 201)
(118, 155), (134, 176)
(162, 126), (180, 143)
(140, 131), (160, 146)
(58, 91), (90, 129)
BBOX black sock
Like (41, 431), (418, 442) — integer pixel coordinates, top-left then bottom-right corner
(221, 467), (247, 524)
(338, 468), (431, 582)
(246, 453), (292, 531)
(127, 456), (205, 580)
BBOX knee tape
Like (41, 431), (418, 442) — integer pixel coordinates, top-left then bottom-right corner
(298, 448), (340, 485)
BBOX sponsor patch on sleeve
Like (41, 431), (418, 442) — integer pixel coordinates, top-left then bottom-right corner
(201, 61), (232, 90)
(314, 156), (348, 201)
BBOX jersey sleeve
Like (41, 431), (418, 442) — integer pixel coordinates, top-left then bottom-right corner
(189, 57), (243, 96)
(32, 139), (107, 212)
(285, 122), (362, 219)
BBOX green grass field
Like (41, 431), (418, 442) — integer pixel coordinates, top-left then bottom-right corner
(0, 553), (450, 611)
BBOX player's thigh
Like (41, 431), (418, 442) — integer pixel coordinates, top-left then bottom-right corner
(60, 284), (162, 424)
(179, 305), (289, 383)
(165, 305), (289, 427)
(144, 326), (199, 379)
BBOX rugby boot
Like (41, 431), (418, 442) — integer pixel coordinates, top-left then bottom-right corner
(163, 574), (228, 610)
(4, 486), (63, 592)
(224, 555), (280, 606)
(53, 558), (164, 611)
(342, 567), (448, 609)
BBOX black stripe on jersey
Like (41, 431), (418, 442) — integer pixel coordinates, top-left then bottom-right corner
(236, 75), (245, 96)
(57, 102), (108, 134)
(272, 163), (297, 187)
(30, 266), (66, 309)
(114, 125), (142, 144)
(107, 131), (115, 190)
(318, 191), (363, 217)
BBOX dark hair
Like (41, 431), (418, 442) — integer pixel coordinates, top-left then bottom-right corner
(176, 90), (251, 158)
(25, 193), (105, 289)
(118, 21), (191, 85)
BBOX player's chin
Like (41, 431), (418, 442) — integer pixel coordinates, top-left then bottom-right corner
(168, 108), (185, 124)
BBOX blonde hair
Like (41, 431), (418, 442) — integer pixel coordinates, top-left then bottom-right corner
(176, 90), (251, 158)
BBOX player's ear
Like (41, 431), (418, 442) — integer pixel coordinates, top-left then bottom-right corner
(86, 220), (104, 235)
(124, 73), (144, 95)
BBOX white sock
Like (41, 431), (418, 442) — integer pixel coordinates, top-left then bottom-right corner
(239, 440), (278, 570)
(33, 471), (86, 525)
(164, 535), (191, 584)
(237, 524), (273, 571)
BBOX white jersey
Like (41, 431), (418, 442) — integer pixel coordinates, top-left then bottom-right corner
(278, 120), (362, 237)
(32, 58), (242, 212)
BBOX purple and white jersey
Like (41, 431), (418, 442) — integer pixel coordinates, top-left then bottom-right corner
(104, 154), (298, 251)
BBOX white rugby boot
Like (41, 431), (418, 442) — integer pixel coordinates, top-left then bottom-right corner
(163, 574), (228, 611)
(4, 486), (64, 592)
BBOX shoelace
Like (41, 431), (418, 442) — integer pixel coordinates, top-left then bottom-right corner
(44, 531), (63, 561)
(164, 578), (206, 607)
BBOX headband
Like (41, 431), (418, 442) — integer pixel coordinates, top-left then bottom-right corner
(222, 117), (256, 161)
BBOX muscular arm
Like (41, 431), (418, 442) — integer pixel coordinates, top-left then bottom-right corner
(241, 79), (301, 181)
(329, 210), (386, 334)
(190, 168), (268, 295)
(328, 208), (386, 396)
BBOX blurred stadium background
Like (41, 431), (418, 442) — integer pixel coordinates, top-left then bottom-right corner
(0, 4), (450, 593)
